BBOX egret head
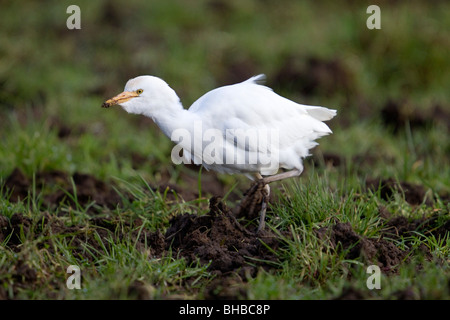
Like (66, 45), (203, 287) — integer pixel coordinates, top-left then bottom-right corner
(102, 75), (180, 116)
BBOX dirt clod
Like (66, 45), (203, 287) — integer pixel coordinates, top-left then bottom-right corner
(204, 275), (248, 300)
(1, 197), (283, 283)
(4, 168), (123, 213)
(165, 196), (282, 276)
(8, 213), (33, 247)
(235, 179), (267, 222)
(382, 213), (450, 242)
(4, 168), (30, 202)
(366, 177), (432, 206)
(333, 287), (366, 300)
(127, 280), (155, 300)
(317, 222), (405, 272)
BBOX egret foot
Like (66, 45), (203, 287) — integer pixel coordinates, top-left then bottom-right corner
(256, 181), (270, 233)
(238, 169), (302, 233)
(237, 179), (266, 230)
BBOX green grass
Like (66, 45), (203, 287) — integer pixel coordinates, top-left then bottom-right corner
(0, 0), (449, 300)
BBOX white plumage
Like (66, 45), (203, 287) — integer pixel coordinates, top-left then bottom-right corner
(187, 75), (335, 174)
(103, 74), (337, 231)
(103, 74), (336, 175)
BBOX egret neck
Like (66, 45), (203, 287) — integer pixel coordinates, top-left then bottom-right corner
(148, 99), (197, 139)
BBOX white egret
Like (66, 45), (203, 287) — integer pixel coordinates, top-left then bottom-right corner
(103, 74), (336, 232)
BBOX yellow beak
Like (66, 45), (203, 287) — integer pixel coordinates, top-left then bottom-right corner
(102, 91), (139, 108)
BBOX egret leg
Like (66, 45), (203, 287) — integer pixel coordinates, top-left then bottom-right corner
(239, 169), (302, 233)
(255, 173), (270, 233)
(261, 169), (302, 184)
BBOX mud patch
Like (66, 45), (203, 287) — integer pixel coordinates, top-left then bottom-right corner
(310, 152), (345, 169)
(1, 196), (283, 298)
(4, 168), (123, 213)
(49, 116), (86, 140)
(333, 287), (366, 300)
(6, 213), (33, 248)
(381, 99), (450, 133)
(310, 151), (397, 176)
(3, 168), (31, 203)
(317, 209), (449, 274)
(165, 197), (282, 277)
(234, 179), (267, 223)
(382, 211), (450, 244)
(0, 212), (146, 298)
(366, 177), (432, 206)
(272, 56), (355, 99)
(1, 211), (165, 261)
(154, 165), (237, 203)
(204, 275), (248, 299)
(46, 172), (123, 212)
(316, 222), (405, 272)
(127, 280), (156, 300)
(213, 51), (259, 86)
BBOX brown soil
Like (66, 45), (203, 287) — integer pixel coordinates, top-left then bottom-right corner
(3, 166), (281, 272)
(381, 211), (450, 243)
(381, 99), (450, 133)
(48, 116), (87, 140)
(0, 195), (283, 294)
(272, 56), (355, 99)
(317, 207), (449, 276)
(309, 151), (398, 178)
(2, 165), (448, 299)
(124, 159), (238, 203)
(366, 177), (433, 206)
(327, 207), (449, 300)
(165, 197), (282, 277)
(4, 168), (123, 213)
(1, 166), (283, 298)
(316, 222), (405, 272)
(212, 50), (259, 86)
(154, 165), (233, 203)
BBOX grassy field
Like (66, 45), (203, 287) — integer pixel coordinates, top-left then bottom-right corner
(0, 0), (449, 300)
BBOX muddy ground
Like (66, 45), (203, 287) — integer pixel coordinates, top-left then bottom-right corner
(1, 56), (449, 299)
(1, 160), (449, 299)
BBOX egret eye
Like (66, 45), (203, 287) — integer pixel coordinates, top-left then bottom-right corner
(136, 89), (143, 94)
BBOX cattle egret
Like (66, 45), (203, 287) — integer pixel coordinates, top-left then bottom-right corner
(103, 74), (336, 232)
